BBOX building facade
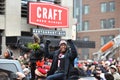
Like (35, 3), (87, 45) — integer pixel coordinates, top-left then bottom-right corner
(74, 0), (120, 59)
(0, 0), (75, 57)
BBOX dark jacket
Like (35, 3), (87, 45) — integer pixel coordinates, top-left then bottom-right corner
(18, 44), (44, 63)
(29, 48), (45, 63)
(45, 40), (77, 79)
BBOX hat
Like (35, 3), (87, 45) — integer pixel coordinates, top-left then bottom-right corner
(4, 49), (13, 58)
(110, 65), (118, 72)
(78, 63), (83, 67)
(33, 34), (40, 43)
(105, 61), (110, 66)
(59, 40), (67, 46)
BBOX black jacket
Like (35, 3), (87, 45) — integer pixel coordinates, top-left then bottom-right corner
(45, 40), (78, 79)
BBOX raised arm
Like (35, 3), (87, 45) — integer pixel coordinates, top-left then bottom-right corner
(67, 39), (78, 60)
(44, 40), (54, 59)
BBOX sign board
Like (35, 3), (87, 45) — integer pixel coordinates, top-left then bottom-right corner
(28, 2), (69, 28)
(32, 28), (66, 36)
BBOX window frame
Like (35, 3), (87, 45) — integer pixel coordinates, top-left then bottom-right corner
(82, 21), (89, 31)
(101, 2), (107, 13)
(83, 4), (90, 15)
(101, 35), (115, 46)
(109, 1), (115, 12)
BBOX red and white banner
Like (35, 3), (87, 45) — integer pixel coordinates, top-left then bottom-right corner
(28, 2), (69, 28)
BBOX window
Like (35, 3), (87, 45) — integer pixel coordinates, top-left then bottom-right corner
(21, 0), (28, 17)
(108, 18), (115, 28)
(101, 2), (107, 12)
(101, 1), (115, 13)
(76, 8), (79, 16)
(101, 19), (107, 29)
(100, 18), (115, 29)
(73, 0), (82, 32)
(0, 0), (5, 15)
(101, 35), (114, 46)
(83, 37), (89, 41)
(81, 48), (89, 59)
(83, 5), (89, 15)
(82, 21), (89, 31)
(109, 1), (115, 12)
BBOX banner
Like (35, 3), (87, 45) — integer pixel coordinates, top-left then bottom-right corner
(28, 2), (69, 28)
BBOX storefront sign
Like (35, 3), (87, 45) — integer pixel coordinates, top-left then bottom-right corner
(28, 2), (68, 28)
(32, 28), (66, 36)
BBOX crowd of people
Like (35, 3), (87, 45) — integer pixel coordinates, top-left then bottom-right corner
(1, 34), (120, 80)
(74, 58), (120, 80)
(2, 49), (120, 80)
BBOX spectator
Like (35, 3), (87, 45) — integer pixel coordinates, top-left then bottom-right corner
(86, 64), (96, 76)
(74, 56), (79, 67)
(35, 57), (50, 79)
(0, 72), (9, 80)
(16, 72), (27, 80)
(3, 49), (13, 59)
(77, 63), (87, 77)
(100, 60), (110, 73)
(29, 34), (45, 80)
(104, 73), (114, 80)
(116, 61), (120, 74)
(22, 66), (31, 80)
(17, 34), (45, 80)
(93, 65), (105, 80)
(45, 39), (77, 80)
(109, 65), (120, 80)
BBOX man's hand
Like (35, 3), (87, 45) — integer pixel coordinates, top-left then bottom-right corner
(46, 39), (51, 45)
(16, 72), (25, 80)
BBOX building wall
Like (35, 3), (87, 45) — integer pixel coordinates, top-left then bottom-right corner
(115, 0), (120, 28)
(21, 18), (36, 31)
(0, 15), (5, 29)
(0, 0), (75, 57)
(61, 0), (76, 39)
(5, 0), (21, 36)
(0, 0), (37, 56)
(77, 0), (120, 59)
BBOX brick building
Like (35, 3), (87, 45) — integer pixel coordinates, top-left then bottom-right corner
(74, 0), (120, 59)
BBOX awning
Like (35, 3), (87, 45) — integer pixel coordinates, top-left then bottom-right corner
(6, 36), (95, 48)
(44, 39), (95, 48)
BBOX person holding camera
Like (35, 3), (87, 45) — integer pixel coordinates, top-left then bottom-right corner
(45, 39), (78, 80)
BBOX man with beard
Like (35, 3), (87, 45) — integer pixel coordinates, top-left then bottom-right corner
(45, 39), (77, 80)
